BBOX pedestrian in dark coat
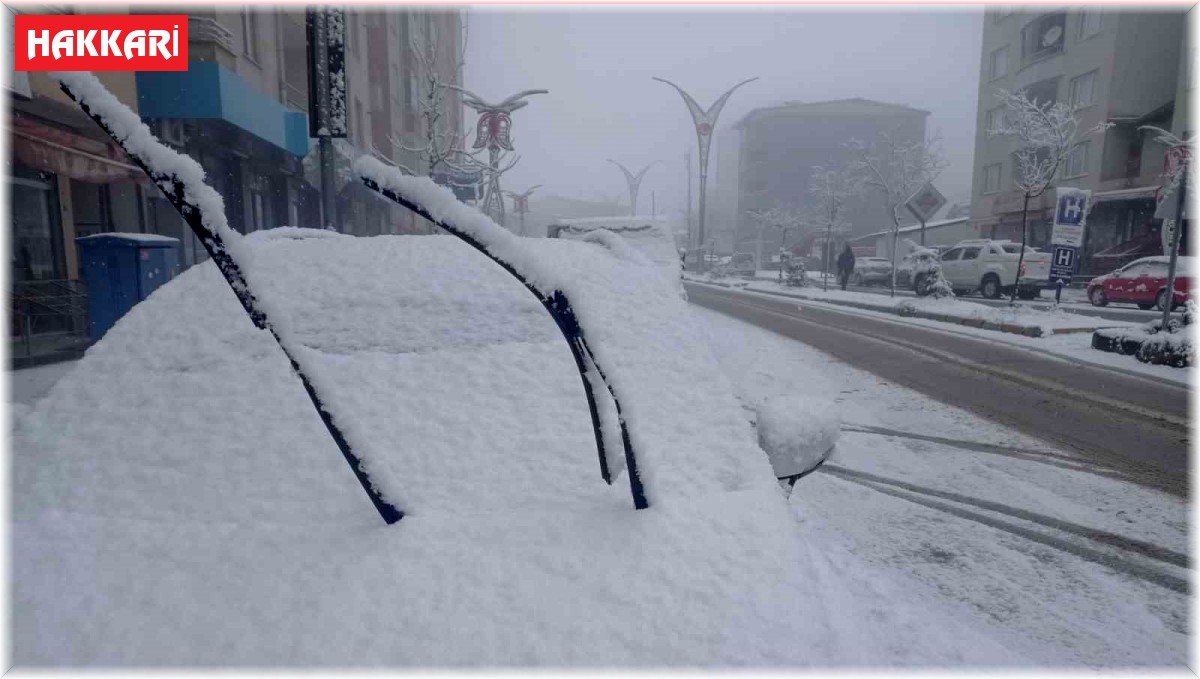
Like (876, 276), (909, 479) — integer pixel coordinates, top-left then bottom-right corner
(836, 244), (856, 290)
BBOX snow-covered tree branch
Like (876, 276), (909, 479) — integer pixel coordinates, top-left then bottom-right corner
(848, 130), (947, 296)
(993, 88), (1110, 303)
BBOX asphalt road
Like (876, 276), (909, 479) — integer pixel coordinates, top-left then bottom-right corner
(686, 282), (1191, 498)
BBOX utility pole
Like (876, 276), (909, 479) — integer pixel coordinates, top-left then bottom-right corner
(686, 150), (694, 249)
(1161, 155), (1188, 327)
(306, 7), (346, 231)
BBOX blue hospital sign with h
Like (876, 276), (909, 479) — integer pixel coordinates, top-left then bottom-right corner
(1056, 193), (1087, 225)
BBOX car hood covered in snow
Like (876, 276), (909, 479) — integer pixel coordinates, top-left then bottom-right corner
(12, 228), (922, 666)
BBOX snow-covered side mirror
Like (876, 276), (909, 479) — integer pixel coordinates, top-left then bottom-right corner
(755, 395), (840, 494)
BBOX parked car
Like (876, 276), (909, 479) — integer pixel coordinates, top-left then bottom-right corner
(729, 252), (758, 278)
(1086, 256), (1195, 311)
(895, 246), (945, 288)
(938, 239), (1050, 299)
(851, 257), (893, 286)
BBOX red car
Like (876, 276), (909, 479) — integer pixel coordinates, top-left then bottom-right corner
(1087, 256), (1195, 311)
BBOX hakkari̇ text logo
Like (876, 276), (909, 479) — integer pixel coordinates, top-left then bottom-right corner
(15, 14), (188, 71)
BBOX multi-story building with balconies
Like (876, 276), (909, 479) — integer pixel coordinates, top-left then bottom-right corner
(967, 7), (1186, 276)
(731, 98), (929, 260)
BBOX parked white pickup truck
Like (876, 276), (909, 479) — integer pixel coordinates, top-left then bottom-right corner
(938, 239), (1051, 300)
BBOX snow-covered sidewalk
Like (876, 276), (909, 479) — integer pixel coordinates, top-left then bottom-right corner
(693, 304), (1190, 667)
(687, 273), (1130, 338)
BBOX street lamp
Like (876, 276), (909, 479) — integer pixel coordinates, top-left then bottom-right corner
(503, 185), (542, 236)
(653, 76), (757, 270)
(607, 160), (660, 217)
(448, 86), (548, 226)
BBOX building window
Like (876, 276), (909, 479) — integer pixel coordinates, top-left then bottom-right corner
(241, 8), (259, 62)
(1068, 70), (1097, 109)
(983, 163), (1003, 194)
(1021, 12), (1067, 64)
(1021, 77), (1059, 107)
(1077, 8), (1102, 40)
(986, 106), (1007, 136)
(989, 46), (1009, 80)
(1064, 142), (1088, 177)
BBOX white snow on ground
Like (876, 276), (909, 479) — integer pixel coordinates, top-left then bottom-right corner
(699, 274), (1133, 334)
(14, 231), (1037, 666)
(692, 304), (1190, 667)
(694, 282), (1193, 386)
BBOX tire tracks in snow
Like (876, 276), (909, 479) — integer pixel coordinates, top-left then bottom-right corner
(817, 464), (1189, 595)
(841, 425), (1141, 486)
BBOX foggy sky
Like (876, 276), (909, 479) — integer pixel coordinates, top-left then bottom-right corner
(464, 6), (984, 220)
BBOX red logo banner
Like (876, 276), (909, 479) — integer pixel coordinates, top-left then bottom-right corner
(15, 14), (188, 71)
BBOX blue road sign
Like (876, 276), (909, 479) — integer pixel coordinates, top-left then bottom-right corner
(1049, 245), (1077, 284)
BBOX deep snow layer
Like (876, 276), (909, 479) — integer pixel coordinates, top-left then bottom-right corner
(693, 305), (1190, 667)
(12, 230), (1026, 666)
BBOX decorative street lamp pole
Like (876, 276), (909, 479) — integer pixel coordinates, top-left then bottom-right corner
(503, 184), (541, 236)
(449, 86), (548, 226)
(607, 159), (660, 217)
(654, 76), (758, 269)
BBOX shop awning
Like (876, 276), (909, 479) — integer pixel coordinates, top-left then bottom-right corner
(1092, 185), (1160, 203)
(10, 116), (148, 185)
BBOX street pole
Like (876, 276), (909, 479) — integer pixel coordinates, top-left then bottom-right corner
(655, 76), (757, 275)
(307, 8), (342, 231)
(824, 201), (833, 292)
(920, 217), (926, 246)
(686, 150), (694, 252)
(1161, 156), (1188, 328)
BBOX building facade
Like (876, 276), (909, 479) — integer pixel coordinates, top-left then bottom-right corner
(967, 7), (1186, 276)
(8, 6), (465, 358)
(731, 98), (930, 257)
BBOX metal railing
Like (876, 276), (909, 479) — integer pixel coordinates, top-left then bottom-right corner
(9, 279), (89, 357)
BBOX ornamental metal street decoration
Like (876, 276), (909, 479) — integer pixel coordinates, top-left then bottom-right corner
(653, 76), (757, 257)
(607, 160), (659, 217)
(449, 86), (548, 226)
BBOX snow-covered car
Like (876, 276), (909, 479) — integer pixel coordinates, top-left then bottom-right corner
(939, 239), (1051, 300)
(1086, 256), (1195, 311)
(852, 257), (893, 286)
(12, 72), (843, 666)
(548, 217), (684, 297)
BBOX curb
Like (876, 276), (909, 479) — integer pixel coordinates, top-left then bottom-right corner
(688, 279), (1126, 340)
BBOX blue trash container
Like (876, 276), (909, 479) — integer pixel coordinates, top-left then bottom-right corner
(76, 233), (181, 342)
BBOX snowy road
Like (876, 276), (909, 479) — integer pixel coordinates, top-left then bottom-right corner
(686, 282), (1190, 499)
(689, 302), (1190, 667)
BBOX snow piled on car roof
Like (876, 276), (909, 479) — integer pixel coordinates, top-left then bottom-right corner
(12, 232), (1020, 665)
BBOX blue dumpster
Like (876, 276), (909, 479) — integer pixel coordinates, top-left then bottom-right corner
(76, 233), (181, 342)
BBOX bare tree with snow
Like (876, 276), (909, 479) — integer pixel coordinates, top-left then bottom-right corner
(848, 130), (947, 297)
(804, 164), (860, 291)
(392, 10), (475, 179)
(747, 205), (805, 283)
(993, 88), (1109, 304)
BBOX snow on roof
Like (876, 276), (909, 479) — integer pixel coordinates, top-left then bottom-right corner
(853, 217), (969, 241)
(11, 232), (854, 664)
(76, 232), (180, 244)
(735, 97), (930, 129)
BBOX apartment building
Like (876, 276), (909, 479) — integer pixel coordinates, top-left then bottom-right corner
(8, 6), (465, 356)
(968, 7), (1186, 276)
(731, 98), (929, 257)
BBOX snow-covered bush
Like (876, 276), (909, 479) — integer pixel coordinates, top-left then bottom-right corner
(755, 395), (840, 480)
(902, 240), (954, 298)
